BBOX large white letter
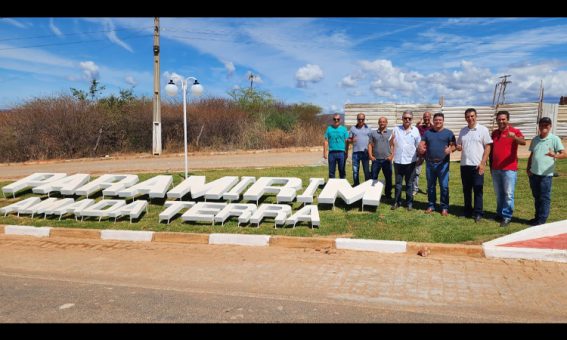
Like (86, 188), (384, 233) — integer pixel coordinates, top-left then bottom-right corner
(285, 205), (320, 228)
(297, 178), (325, 205)
(118, 175), (172, 199)
(249, 204), (292, 227)
(243, 177), (302, 204)
(167, 176), (239, 201)
(214, 203), (257, 226)
(181, 202), (227, 224)
(318, 179), (383, 210)
(33, 174), (90, 196)
(2, 173), (67, 198)
(75, 174), (139, 198)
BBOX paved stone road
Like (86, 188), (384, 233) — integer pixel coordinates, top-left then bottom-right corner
(1, 235), (566, 322)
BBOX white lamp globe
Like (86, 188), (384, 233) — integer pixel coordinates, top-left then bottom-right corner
(165, 80), (178, 97)
(191, 82), (204, 97)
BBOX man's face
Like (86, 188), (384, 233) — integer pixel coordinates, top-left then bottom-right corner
(356, 114), (365, 126)
(496, 115), (508, 130)
(402, 115), (412, 128)
(333, 116), (341, 126)
(539, 123), (552, 135)
(465, 112), (476, 127)
(423, 112), (431, 124)
(433, 115), (444, 129)
(378, 118), (387, 130)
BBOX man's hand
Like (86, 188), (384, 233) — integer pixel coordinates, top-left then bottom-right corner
(545, 148), (556, 158)
(477, 163), (485, 175)
(444, 145), (451, 155)
(456, 144), (463, 151)
(370, 155), (376, 161)
(323, 153), (327, 160)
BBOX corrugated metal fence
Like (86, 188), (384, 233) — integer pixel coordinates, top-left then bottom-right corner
(345, 103), (567, 139)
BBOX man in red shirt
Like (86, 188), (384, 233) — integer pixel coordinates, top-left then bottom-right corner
(490, 111), (526, 227)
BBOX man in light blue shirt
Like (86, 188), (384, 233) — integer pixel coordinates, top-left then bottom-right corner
(527, 117), (565, 225)
(324, 114), (349, 179)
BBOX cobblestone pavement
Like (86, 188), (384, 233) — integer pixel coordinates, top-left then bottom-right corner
(1, 235), (566, 322)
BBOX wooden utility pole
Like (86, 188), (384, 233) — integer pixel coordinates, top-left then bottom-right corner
(491, 75), (512, 130)
(152, 17), (162, 155)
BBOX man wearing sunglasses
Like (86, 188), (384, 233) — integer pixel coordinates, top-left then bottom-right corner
(390, 111), (421, 210)
(348, 113), (372, 186)
(324, 114), (349, 180)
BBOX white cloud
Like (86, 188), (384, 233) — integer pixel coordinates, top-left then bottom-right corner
(340, 75), (358, 88)
(80, 61), (99, 80)
(295, 64), (324, 88)
(49, 18), (63, 37)
(0, 18), (28, 28)
(223, 61), (235, 77)
(103, 18), (134, 53)
(163, 71), (183, 85)
(125, 75), (136, 86)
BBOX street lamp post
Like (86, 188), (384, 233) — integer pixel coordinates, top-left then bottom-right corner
(165, 77), (204, 179)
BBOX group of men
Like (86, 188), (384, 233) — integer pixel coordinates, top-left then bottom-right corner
(323, 110), (565, 227)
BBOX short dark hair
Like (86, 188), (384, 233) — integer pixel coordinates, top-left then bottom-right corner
(464, 108), (477, 116)
(433, 112), (444, 120)
(496, 111), (510, 120)
(539, 117), (552, 125)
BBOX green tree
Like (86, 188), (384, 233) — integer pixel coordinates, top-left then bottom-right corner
(227, 88), (275, 119)
(70, 79), (106, 101)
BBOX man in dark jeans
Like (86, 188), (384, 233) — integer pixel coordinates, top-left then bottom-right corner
(419, 113), (456, 216)
(368, 116), (393, 200)
(527, 117), (565, 225)
(323, 113), (349, 179)
(390, 111), (421, 211)
(456, 108), (492, 222)
(348, 113), (372, 186)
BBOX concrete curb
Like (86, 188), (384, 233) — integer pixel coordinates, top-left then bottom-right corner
(1, 224), (488, 258)
(209, 233), (270, 247)
(100, 230), (154, 242)
(5, 225), (51, 237)
(336, 238), (406, 253)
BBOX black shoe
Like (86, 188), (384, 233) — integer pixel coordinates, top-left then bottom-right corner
(494, 215), (503, 222)
(500, 218), (511, 228)
(529, 218), (540, 226)
(474, 215), (482, 223)
(391, 203), (399, 210)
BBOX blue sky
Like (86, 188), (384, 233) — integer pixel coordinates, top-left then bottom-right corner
(1, 17), (567, 111)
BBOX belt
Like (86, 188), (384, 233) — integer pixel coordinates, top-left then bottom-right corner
(427, 158), (444, 163)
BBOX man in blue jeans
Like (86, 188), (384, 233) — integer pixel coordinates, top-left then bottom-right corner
(323, 113), (349, 179)
(368, 116), (393, 200)
(419, 113), (456, 216)
(348, 113), (372, 186)
(490, 111), (526, 227)
(527, 117), (565, 226)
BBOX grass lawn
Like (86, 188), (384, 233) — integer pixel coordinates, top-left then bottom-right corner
(1, 159), (566, 244)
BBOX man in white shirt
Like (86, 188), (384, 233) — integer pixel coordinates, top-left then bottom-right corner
(390, 111), (421, 210)
(456, 108), (492, 222)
